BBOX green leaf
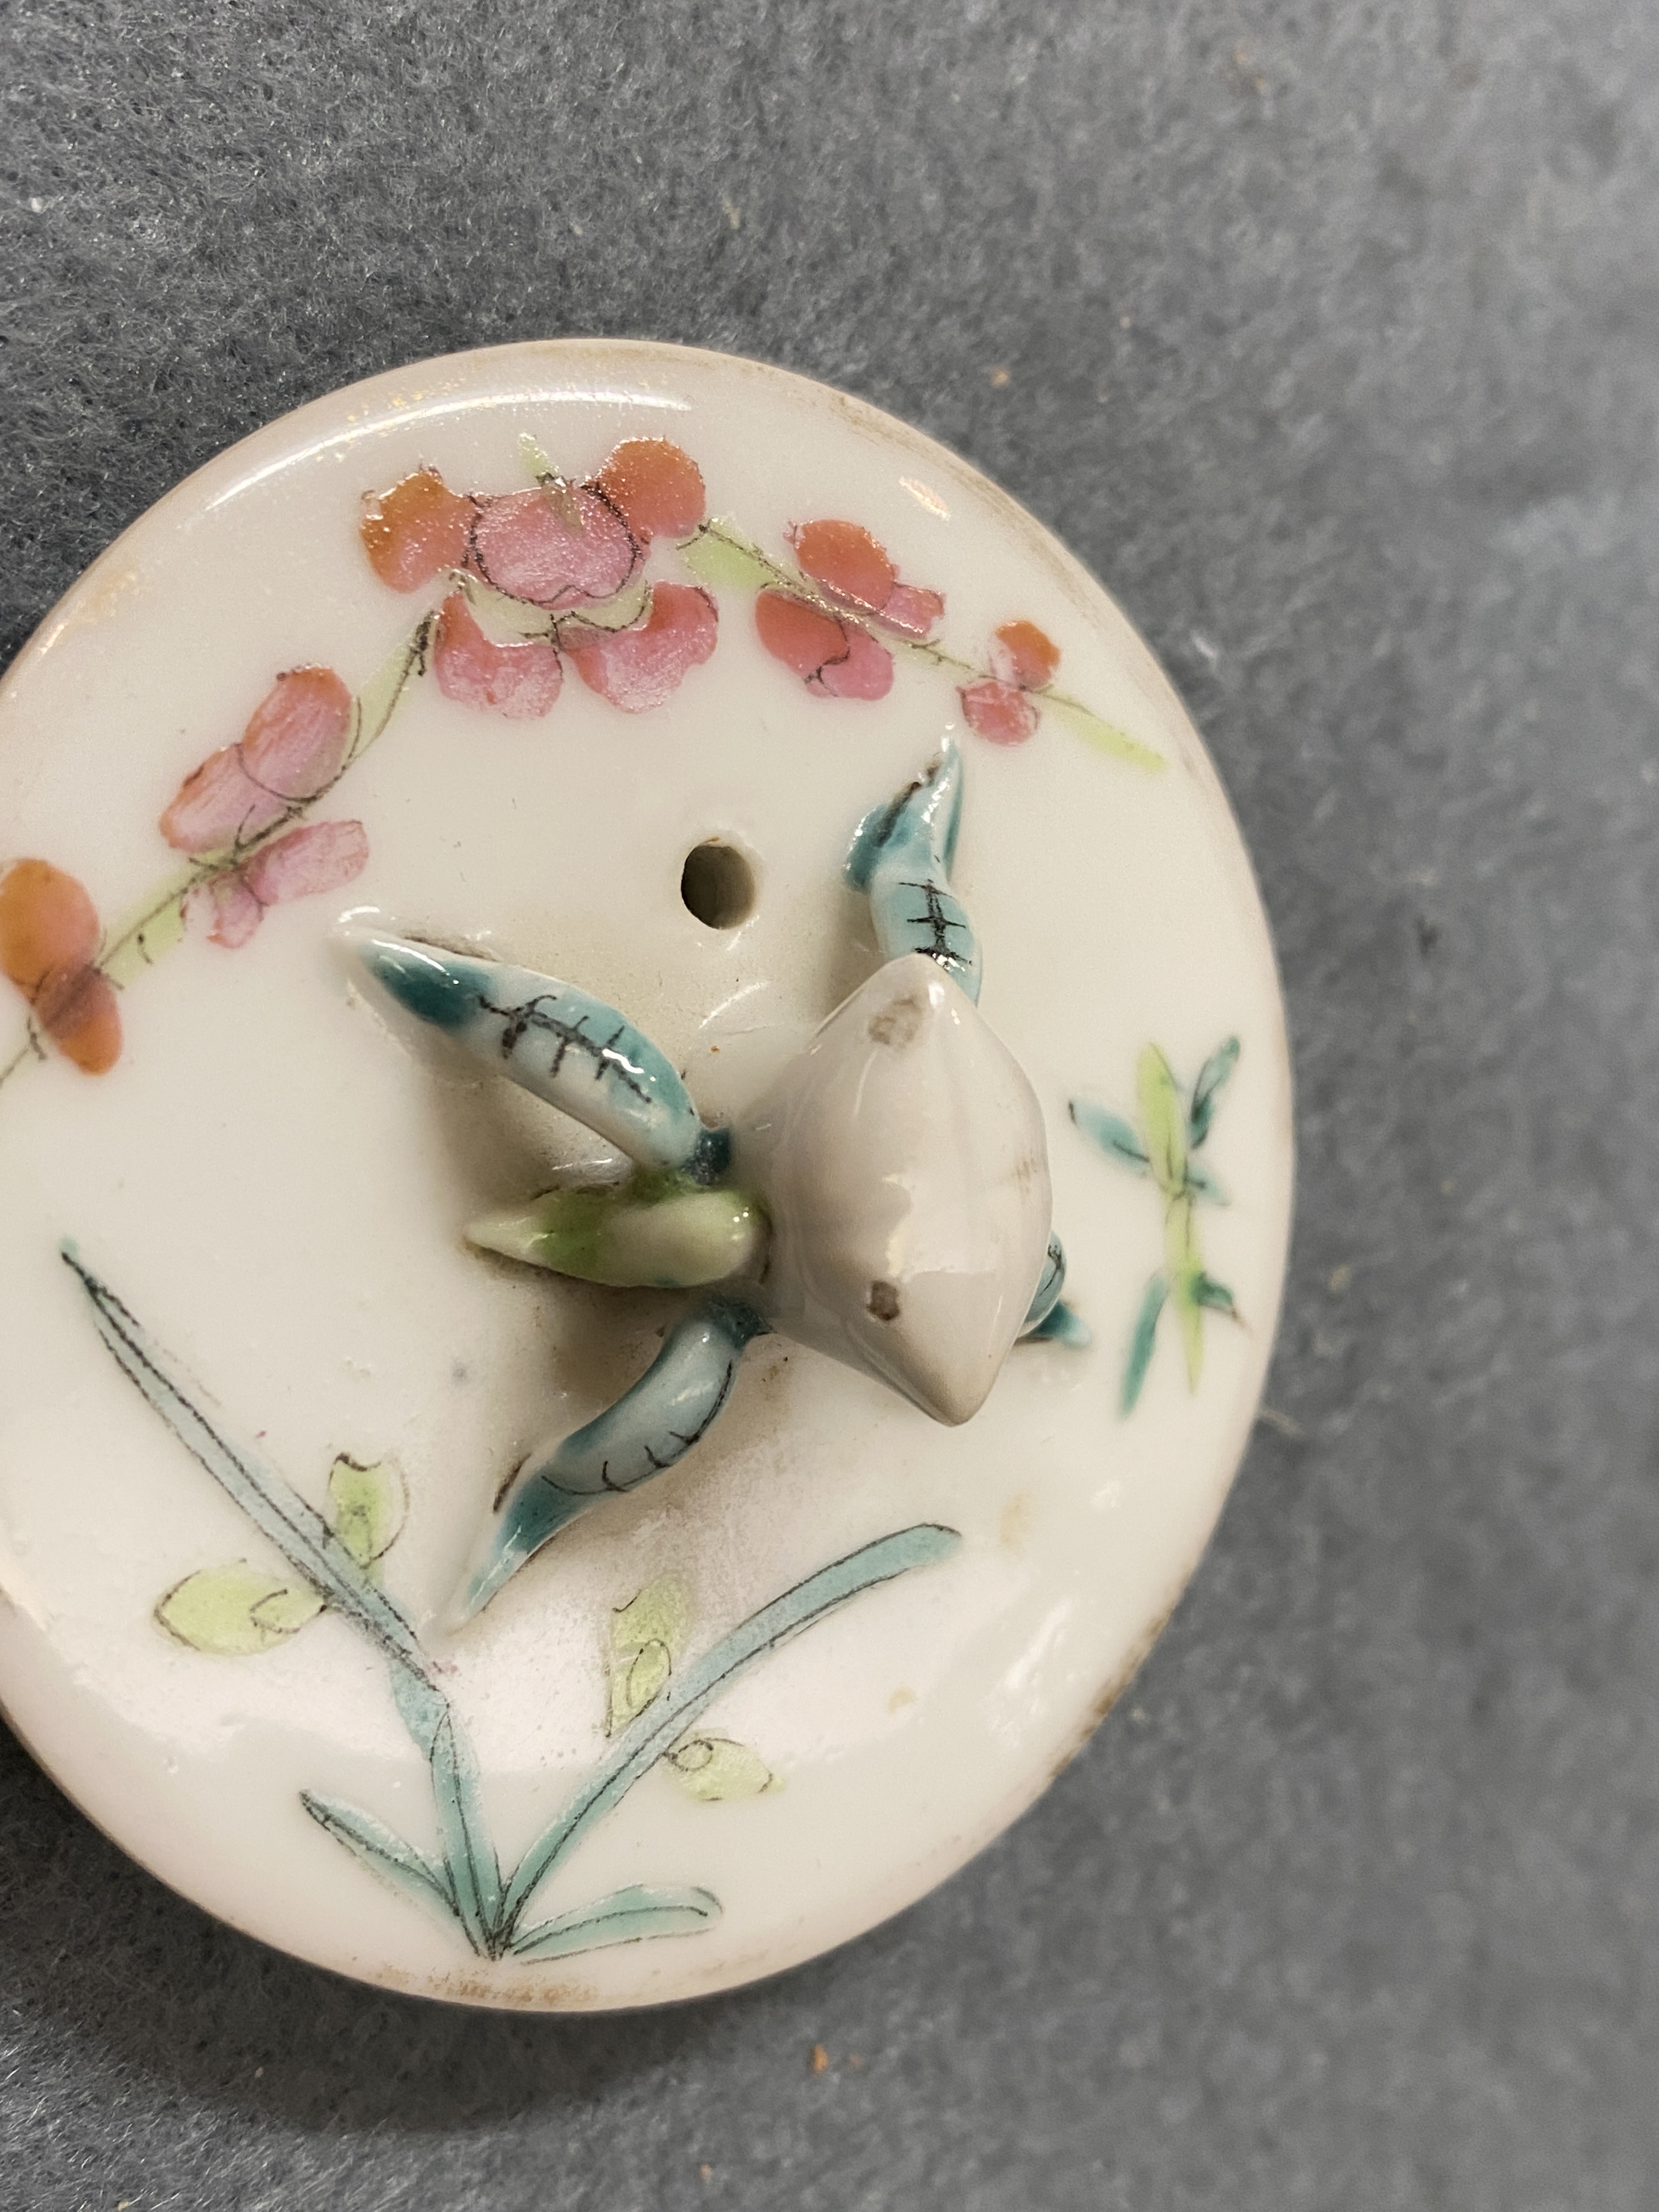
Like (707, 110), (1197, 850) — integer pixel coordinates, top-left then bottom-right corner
(1121, 1273), (1167, 1416)
(300, 1792), (459, 1927)
(517, 432), (556, 483)
(666, 1735), (775, 1802)
(609, 1575), (692, 1733)
(1137, 1046), (1188, 1198)
(456, 572), (560, 640)
(1170, 1266), (1206, 1390)
(1069, 1099), (1149, 1172)
(501, 1523), (961, 1940)
(1193, 1273), (1238, 1316)
(1189, 1037), (1240, 1148)
(507, 1883), (720, 1961)
(1040, 691), (1165, 773)
(155, 1561), (324, 1655)
(66, 1248), (430, 1677)
(327, 1454), (406, 1571)
(679, 519), (774, 592)
(559, 570), (652, 635)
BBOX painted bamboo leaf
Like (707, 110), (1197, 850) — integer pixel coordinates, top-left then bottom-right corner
(1039, 691), (1165, 774)
(1069, 1099), (1149, 1172)
(667, 1735), (775, 1802)
(1189, 1037), (1241, 1149)
(391, 1666), (502, 1951)
(1170, 1269), (1206, 1390)
(507, 1884), (720, 1962)
(1184, 1159), (1228, 1205)
(327, 1454), (406, 1572)
(1194, 1274), (1238, 1316)
(156, 1561), (323, 1655)
(679, 520), (774, 592)
(300, 1792), (458, 1925)
(65, 1246), (431, 1677)
(1122, 1272), (1167, 1415)
(1137, 1046), (1188, 1198)
(502, 1523), (961, 1940)
(608, 1575), (691, 1734)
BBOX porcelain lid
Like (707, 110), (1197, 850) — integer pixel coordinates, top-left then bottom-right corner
(0, 340), (1291, 2007)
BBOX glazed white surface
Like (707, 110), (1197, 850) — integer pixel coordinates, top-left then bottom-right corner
(0, 341), (1292, 2007)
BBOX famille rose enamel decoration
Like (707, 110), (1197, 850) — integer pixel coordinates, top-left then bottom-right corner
(0, 342), (1291, 2008)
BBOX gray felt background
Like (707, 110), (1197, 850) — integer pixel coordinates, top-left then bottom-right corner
(2, 2), (1656, 2206)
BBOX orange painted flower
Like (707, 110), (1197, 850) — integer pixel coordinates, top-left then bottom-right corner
(0, 858), (121, 1073)
(592, 439), (707, 545)
(360, 440), (708, 613)
(960, 619), (1061, 746)
(360, 469), (477, 592)
(161, 668), (354, 854)
(792, 520), (945, 639)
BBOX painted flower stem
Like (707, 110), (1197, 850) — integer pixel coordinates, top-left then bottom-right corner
(0, 617), (433, 1101)
(64, 1245), (960, 1965)
(682, 518), (1162, 771)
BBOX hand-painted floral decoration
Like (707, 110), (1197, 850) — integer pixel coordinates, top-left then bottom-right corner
(66, 1245), (958, 1967)
(1071, 1040), (1243, 1412)
(0, 429), (1160, 1096)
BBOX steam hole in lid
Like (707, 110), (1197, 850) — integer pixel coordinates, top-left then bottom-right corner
(681, 840), (757, 929)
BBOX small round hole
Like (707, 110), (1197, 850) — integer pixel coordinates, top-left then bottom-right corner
(680, 840), (757, 930)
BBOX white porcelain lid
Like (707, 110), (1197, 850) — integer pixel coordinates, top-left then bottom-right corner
(0, 340), (1291, 2008)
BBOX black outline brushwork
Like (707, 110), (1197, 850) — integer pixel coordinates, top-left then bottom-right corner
(63, 1243), (959, 1968)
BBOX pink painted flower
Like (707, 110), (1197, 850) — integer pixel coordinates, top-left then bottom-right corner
(960, 619), (1061, 746)
(470, 486), (638, 612)
(432, 594), (563, 719)
(791, 520), (944, 639)
(184, 820), (369, 950)
(571, 584), (718, 713)
(161, 668), (354, 855)
(359, 441), (708, 616)
(754, 589), (894, 701)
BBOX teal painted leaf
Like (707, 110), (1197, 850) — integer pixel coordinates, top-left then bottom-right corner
(500, 1523), (961, 1940)
(1069, 1099), (1149, 1172)
(156, 1561), (324, 1655)
(679, 520), (773, 591)
(392, 1667), (502, 1952)
(1027, 1299), (1092, 1348)
(1189, 1037), (1240, 1148)
(667, 1735), (775, 1801)
(1194, 1273), (1238, 1316)
(1040, 691), (1165, 773)
(300, 1791), (458, 1926)
(328, 1454), (406, 1571)
(507, 1883), (720, 1961)
(1185, 1159), (1229, 1205)
(1122, 1273), (1168, 1415)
